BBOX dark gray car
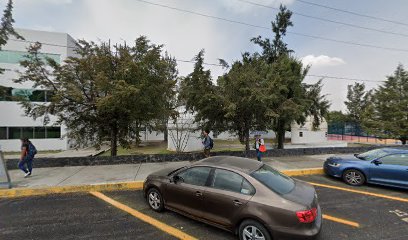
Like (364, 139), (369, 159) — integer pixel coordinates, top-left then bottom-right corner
(143, 156), (322, 240)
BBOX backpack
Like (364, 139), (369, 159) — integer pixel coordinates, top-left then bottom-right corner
(28, 143), (37, 158)
(209, 137), (214, 149)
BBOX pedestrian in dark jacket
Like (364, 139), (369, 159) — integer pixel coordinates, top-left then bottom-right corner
(202, 129), (212, 158)
(18, 138), (36, 178)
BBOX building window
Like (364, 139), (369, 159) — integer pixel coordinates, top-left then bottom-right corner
(21, 127), (34, 139)
(0, 127), (6, 139)
(0, 50), (60, 64)
(34, 127), (46, 139)
(0, 85), (53, 102)
(0, 86), (12, 101)
(46, 127), (61, 138)
(0, 126), (61, 140)
(8, 127), (21, 139)
(299, 132), (303, 137)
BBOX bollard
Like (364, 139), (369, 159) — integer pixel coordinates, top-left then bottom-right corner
(0, 150), (12, 189)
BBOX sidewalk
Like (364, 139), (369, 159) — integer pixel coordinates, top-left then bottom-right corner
(5, 154), (335, 190)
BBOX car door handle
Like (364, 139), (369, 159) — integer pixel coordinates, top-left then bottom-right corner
(233, 200), (243, 206)
(195, 191), (203, 197)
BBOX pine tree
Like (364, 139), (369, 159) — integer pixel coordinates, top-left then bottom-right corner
(16, 37), (177, 156)
(344, 82), (371, 124)
(363, 64), (408, 144)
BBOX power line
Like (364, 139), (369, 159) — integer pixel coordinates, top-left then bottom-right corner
(5, 33), (386, 83)
(295, 0), (408, 27)
(134, 0), (408, 53)
(7, 38), (224, 67)
(236, 0), (408, 38)
(307, 74), (384, 83)
(10, 38), (77, 49)
(176, 59), (223, 66)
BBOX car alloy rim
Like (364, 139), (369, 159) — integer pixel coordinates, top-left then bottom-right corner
(345, 171), (362, 185)
(148, 191), (161, 209)
(242, 225), (265, 240)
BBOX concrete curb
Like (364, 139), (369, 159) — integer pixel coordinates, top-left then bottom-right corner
(0, 169), (324, 198)
(283, 168), (325, 176)
(0, 181), (144, 199)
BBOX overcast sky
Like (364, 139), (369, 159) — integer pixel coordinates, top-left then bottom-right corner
(8, 0), (408, 111)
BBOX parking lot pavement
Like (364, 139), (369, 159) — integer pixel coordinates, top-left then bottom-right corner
(0, 193), (177, 240)
(296, 175), (408, 240)
(1, 174), (407, 240)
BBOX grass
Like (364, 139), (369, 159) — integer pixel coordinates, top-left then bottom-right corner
(100, 141), (173, 156)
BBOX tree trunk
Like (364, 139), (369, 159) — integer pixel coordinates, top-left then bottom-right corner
(163, 125), (168, 142)
(245, 128), (250, 153)
(277, 120), (286, 149)
(110, 124), (118, 156)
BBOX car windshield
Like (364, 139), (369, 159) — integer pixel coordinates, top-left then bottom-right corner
(356, 149), (388, 161)
(251, 164), (295, 195)
(167, 166), (186, 176)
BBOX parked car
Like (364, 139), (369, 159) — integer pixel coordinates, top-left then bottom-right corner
(324, 148), (408, 189)
(143, 156), (322, 240)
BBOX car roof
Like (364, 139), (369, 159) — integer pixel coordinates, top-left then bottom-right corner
(192, 156), (263, 174)
(380, 148), (408, 154)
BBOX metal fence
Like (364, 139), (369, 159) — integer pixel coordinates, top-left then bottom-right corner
(328, 122), (401, 145)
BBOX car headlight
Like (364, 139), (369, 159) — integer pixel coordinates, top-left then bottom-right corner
(328, 162), (341, 167)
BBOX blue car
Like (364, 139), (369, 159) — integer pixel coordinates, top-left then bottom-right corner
(324, 148), (408, 189)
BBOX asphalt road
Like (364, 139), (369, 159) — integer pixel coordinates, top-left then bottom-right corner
(1, 175), (407, 240)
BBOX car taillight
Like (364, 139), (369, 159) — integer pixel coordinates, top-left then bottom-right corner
(296, 208), (317, 223)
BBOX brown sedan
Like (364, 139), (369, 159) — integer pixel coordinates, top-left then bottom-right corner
(143, 156), (322, 240)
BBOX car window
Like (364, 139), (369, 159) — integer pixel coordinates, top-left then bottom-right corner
(251, 164), (295, 195)
(357, 149), (388, 161)
(379, 154), (408, 166)
(177, 167), (211, 186)
(211, 169), (254, 195)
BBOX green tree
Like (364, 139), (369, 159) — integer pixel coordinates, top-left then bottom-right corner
(261, 55), (329, 149)
(363, 64), (408, 144)
(180, 6), (329, 151)
(178, 50), (224, 131)
(0, 0), (23, 74)
(253, 5), (329, 149)
(216, 53), (269, 151)
(326, 110), (348, 123)
(344, 82), (371, 123)
(16, 37), (177, 156)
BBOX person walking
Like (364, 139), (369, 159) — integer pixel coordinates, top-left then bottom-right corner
(18, 138), (37, 178)
(202, 129), (213, 158)
(254, 134), (265, 162)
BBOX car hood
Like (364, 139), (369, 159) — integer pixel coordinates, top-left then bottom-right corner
(327, 154), (363, 162)
(282, 179), (317, 209)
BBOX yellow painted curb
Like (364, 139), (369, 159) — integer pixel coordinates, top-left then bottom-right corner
(282, 168), (324, 176)
(0, 181), (144, 199)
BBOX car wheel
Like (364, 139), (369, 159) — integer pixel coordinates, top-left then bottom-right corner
(239, 220), (272, 240)
(147, 188), (164, 212)
(343, 169), (366, 186)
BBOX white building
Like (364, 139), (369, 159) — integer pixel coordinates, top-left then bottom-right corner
(0, 29), (76, 152)
(167, 110), (204, 152)
(291, 117), (328, 144)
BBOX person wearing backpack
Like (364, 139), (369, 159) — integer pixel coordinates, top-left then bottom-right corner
(18, 137), (37, 178)
(253, 134), (265, 162)
(202, 129), (213, 158)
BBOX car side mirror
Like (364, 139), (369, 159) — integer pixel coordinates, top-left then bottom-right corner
(171, 175), (183, 183)
(372, 159), (382, 165)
